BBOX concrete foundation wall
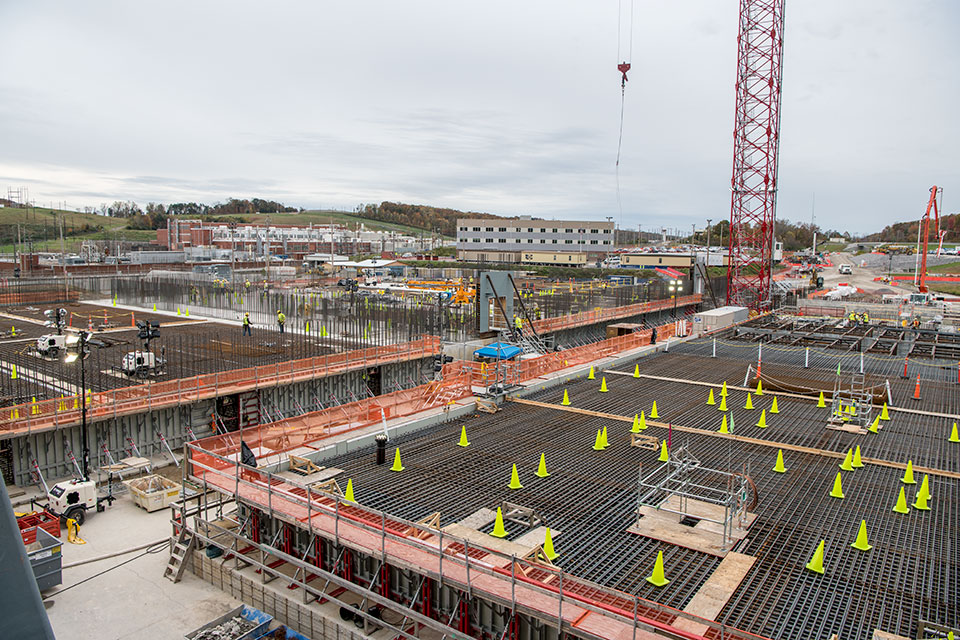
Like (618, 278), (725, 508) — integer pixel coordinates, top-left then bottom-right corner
(6, 356), (432, 486)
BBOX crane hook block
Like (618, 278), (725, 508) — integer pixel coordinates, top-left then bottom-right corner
(618, 62), (631, 84)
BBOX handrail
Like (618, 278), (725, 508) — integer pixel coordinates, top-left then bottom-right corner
(0, 336), (442, 438)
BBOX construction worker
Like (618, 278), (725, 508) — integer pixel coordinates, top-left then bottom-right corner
(514, 314), (523, 338)
(277, 310), (286, 334)
(848, 311), (856, 324)
(242, 312), (252, 336)
(863, 312), (870, 324)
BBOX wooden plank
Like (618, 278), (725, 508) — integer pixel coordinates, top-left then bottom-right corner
(508, 398), (960, 480)
(627, 507), (730, 557)
(672, 552), (756, 636)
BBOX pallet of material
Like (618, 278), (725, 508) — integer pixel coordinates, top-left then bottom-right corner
(124, 474), (183, 512)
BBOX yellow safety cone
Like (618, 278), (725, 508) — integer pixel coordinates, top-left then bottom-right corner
(646, 550), (670, 586)
(592, 429), (604, 451)
(588, 366), (595, 380)
(770, 396), (779, 414)
(901, 460), (916, 484)
(508, 464), (523, 489)
(561, 389), (571, 406)
(600, 377), (608, 393)
(830, 472), (845, 499)
(805, 540), (826, 574)
(773, 449), (786, 473)
(390, 448), (405, 472)
(10, 326), (15, 337)
(950, 422), (959, 443)
(631, 414), (641, 433)
(755, 409), (767, 429)
(718, 395), (728, 412)
(817, 391), (826, 408)
(913, 487), (931, 511)
(658, 440), (669, 462)
(633, 364), (640, 378)
(719, 414), (729, 434)
(10, 408), (18, 419)
(744, 393), (755, 410)
(543, 527), (558, 560)
(11, 365), (17, 380)
(650, 401), (659, 419)
(600, 426), (609, 449)
(153, 303), (157, 312)
(917, 474), (930, 501)
(756, 379), (763, 396)
(892, 487), (910, 514)
(852, 445), (864, 468)
(491, 507), (508, 538)
(344, 479), (355, 502)
(851, 520), (872, 551)
(880, 403), (890, 420)
(176, 307), (181, 316)
(535, 453), (550, 478)
(839, 449), (854, 471)
(457, 425), (470, 447)
(720, 381), (728, 397)
(638, 411), (647, 431)
(706, 389), (715, 406)
(869, 416), (880, 434)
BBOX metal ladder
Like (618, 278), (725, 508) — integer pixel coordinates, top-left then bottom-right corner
(164, 526), (196, 583)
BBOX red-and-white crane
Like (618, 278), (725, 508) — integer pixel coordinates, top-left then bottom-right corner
(915, 185), (943, 293)
(726, 0), (786, 311)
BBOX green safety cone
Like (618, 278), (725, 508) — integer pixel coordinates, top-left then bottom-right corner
(950, 422), (959, 443)
(892, 487), (910, 514)
(508, 464), (523, 489)
(457, 425), (470, 447)
(491, 507), (508, 538)
(851, 520), (872, 551)
(344, 479), (355, 502)
(658, 440), (669, 462)
(839, 449), (854, 471)
(649, 401), (659, 419)
(390, 448), (405, 472)
(901, 460), (916, 484)
(805, 540), (826, 574)
(773, 449), (786, 473)
(535, 453), (550, 478)
(830, 472), (845, 499)
(543, 526), (558, 560)
(646, 551), (669, 586)
(913, 486), (931, 511)
(852, 445), (864, 468)
(592, 429), (604, 451)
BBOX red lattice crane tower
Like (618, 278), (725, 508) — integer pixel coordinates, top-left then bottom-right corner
(726, 0), (786, 311)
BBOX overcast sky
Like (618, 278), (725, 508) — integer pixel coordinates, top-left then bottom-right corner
(1, 1), (957, 235)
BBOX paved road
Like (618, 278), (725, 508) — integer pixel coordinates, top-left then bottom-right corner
(820, 252), (916, 295)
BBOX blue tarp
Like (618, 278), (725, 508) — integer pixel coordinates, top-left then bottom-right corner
(474, 342), (521, 360)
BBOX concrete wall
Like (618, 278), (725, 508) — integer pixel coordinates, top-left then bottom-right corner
(6, 356), (432, 486)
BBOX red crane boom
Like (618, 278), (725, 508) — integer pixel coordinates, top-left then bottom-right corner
(916, 186), (942, 293)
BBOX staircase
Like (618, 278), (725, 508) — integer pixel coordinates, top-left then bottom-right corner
(164, 527), (196, 583)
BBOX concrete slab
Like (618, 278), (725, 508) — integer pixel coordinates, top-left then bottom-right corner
(42, 493), (242, 640)
(672, 552), (756, 635)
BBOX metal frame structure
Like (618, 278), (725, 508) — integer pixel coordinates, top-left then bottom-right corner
(726, 0), (786, 311)
(637, 445), (755, 550)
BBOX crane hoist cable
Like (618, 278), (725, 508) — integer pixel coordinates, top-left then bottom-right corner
(615, 0), (635, 223)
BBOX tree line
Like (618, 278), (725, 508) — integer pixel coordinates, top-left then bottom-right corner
(92, 198), (301, 230)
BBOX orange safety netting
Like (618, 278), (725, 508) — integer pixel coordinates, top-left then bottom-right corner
(0, 336), (442, 437)
(528, 294), (701, 334)
(189, 370), (473, 471)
